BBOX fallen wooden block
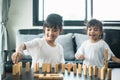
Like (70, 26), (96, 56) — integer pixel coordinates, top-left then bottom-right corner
(34, 74), (63, 80)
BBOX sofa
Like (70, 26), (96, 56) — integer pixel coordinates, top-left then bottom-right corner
(5, 28), (120, 72)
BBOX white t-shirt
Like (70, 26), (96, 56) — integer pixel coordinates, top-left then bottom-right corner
(24, 37), (65, 67)
(75, 39), (115, 67)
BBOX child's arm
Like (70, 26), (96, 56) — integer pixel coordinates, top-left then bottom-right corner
(11, 43), (26, 63)
(111, 56), (120, 64)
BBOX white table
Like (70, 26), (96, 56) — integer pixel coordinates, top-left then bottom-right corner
(112, 68), (120, 80)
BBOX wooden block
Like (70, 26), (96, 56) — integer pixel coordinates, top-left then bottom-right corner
(54, 64), (59, 73)
(88, 65), (92, 76)
(12, 64), (17, 75)
(73, 64), (77, 75)
(61, 64), (65, 74)
(26, 62), (30, 72)
(107, 68), (111, 80)
(36, 63), (39, 72)
(93, 65), (97, 76)
(42, 63), (47, 73)
(83, 65), (87, 76)
(100, 67), (105, 80)
(34, 63), (37, 73)
(104, 60), (108, 70)
(98, 68), (101, 79)
(78, 64), (82, 75)
(34, 73), (40, 78)
(67, 64), (71, 74)
(47, 63), (51, 73)
(18, 62), (22, 76)
(104, 48), (108, 60)
(34, 74), (63, 80)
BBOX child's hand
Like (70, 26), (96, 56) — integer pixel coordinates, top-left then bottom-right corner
(11, 51), (22, 63)
(76, 54), (85, 60)
(65, 62), (74, 70)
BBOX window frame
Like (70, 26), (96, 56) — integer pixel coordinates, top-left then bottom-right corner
(33, 0), (120, 26)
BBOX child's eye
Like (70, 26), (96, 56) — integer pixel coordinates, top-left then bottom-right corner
(88, 28), (92, 31)
(47, 28), (50, 31)
(94, 28), (99, 31)
(53, 29), (58, 32)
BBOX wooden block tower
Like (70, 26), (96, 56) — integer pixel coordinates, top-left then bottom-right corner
(104, 48), (108, 71)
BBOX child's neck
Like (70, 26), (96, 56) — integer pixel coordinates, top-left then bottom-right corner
(90, 39), (101, 43)
(46, 40), (56, 47)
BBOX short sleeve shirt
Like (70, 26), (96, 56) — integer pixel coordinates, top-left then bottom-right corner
(24, 37), (65, 67)
(75, 39), (115, 67)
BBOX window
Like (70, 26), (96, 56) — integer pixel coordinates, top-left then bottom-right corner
(33, 0), (120, 26)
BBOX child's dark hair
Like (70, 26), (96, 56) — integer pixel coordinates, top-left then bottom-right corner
(87, 19), (103, 31)
(87, 19), (103, 39)
(43, 13), (63, 31)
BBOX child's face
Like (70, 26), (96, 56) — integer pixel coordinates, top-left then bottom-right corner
(44, 27), (61, 42)
(87, 26), (103, 42)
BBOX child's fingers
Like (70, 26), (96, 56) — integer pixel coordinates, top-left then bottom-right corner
(12, 52), (22, 63)
(77, 55), (85, 60)
(11, 53), (17, 63)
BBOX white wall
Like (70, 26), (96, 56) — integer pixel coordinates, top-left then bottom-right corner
(7, 0), (40, 49)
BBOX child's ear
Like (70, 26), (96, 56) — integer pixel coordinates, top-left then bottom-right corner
(100, 30), (103, 35)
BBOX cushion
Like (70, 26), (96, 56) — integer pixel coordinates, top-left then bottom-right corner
(56, 33), (75, 60)
(74, 33), (88, 50)
(16, 33), (44, 46)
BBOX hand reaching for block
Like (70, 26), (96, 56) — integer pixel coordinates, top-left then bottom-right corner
(11, 51), (23, 63)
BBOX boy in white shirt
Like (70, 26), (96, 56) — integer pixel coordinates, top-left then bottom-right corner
(75, 19), (120, 67)
(11, 13), (65, 67)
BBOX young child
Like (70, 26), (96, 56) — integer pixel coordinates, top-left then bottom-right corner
(75, 19), (120, 68)
(11, 13), (65, 67)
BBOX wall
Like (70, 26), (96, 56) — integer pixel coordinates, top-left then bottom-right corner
(7, 0), (40, 50)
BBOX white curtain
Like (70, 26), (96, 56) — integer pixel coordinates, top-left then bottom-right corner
(0, 0), (10, 75)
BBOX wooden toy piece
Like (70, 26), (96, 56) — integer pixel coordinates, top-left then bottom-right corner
(47, 63), (51, 73)
(73, 63), (77, 75)
(36, 63), (39, 72)
(104, 48), (108, 60)
(100, 67), (105, 80)
(18, 62), (22, 76)
(104, 60), (108, 70)
(83, 65), (87, 76)
(26, 62), (30, 72)
(67, 63), (71, 74)
(107, 68), (111, 80)
(88, 65), (92, 77)
(78, 64), (82, 75)
(12, 64), (17, 75)
(93, 65), (97, 76)
(34, 73), (63, 80)
(34, 73), (40, 78)
(34, 63), (37, 73)
(54, 64), (59, 73)
(98, 67), (101, 79)
(42, 63), (47, 73)
(61, 64), (65, 74)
